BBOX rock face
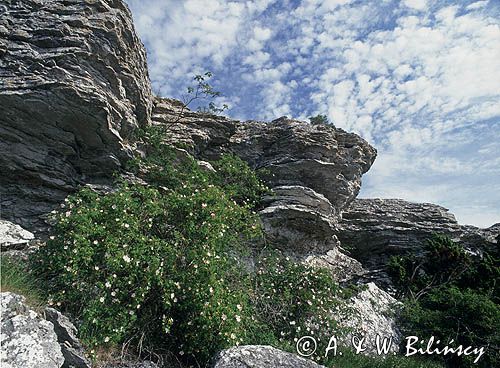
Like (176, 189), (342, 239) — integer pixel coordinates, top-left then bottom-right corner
(304, 247), (366, 283)
(153, 99), (377, 217)
(0, 219), (40, 259)
(211, 345), (325, 368)
(260, 186), (338, 254)
(0, 293), (64, 368)
(153, 98), (377, 264)
(0, 0), (152, 232)
(337, 198), (499, 286)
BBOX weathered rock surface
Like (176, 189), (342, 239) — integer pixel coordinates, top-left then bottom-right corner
(211, 345), (325, 368)
(338, 282), (401, 354)
(153, 99), (376, 261)
(260, 186), (338, 254)
(0, 0), (152, 232)
(304, 247), (366, 283)
(44, 308), (91, 368)
(153, 98), (377, 217)
(337, 198), (499, 286)
(0, 219), (34, 250)
(0, 292), (64, 368)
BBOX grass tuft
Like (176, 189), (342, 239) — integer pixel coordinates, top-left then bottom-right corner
(0, 255), (45, 310)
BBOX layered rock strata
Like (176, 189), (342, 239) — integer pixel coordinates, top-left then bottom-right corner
(0, 0), (152, 231)
(337, 198), (499, 286)
(152, 98), (377, 262)
(152, 98), (377, 216)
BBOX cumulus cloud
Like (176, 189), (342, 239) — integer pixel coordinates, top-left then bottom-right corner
(126, 0), (500, 227)
(403, 0), (428, 11)
(466, 1), (490, 11)
(126, 0), (275, 95)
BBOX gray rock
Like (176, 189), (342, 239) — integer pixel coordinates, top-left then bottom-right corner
(0, 0), (152, 232)
(0, 220), (34, 250)
(153, 99), (376, 269)
(304, 247), (366, 283)
(337, 198), (499, 287)
(44, 308), (91, 368)
(337, 283), (401, 354)
(260, 186), (338, 254)
(152, 98), (377, 217)
(211, 345), (325, 368)
(0, 292), (64, 368)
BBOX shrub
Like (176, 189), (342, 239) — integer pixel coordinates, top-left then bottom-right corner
(309, 114), (329, 125)
(32, 169), (262, 364)
(31, 119), (349, 365)
(31, 120), (449, 367)
(389, 235), (500, 368)
(210, 154), (269, 208)
(31, 175), (347, 366)
(248, 251), (344, 353)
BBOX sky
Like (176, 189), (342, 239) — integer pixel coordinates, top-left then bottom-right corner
(125, 0), (500, 228)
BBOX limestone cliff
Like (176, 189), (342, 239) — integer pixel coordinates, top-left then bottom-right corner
(337, 198), (499, 287)
(0, 0), (152, 231)
(0, 0), (498, 366)
(152, 98), (377, 257)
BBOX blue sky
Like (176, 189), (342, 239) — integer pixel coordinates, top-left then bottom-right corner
(125, 0), (500, 227)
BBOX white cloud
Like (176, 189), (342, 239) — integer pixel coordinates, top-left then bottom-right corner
(127, 0), (274, 95)
(466, 1), (489, 11)
(126, 0), (500, 227)
(403, 0), (428, 11)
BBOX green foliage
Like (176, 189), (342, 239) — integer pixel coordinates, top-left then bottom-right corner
(389, 234), (500, 368)
(1, 256), (44, 309)
(32, 179), (261, 364)
(309, 114), (329, 125)
(33, 121), (342, 365)
(388, 235), (473, 299)
(32, 128), (266, 364)
(32, 188), (345, 366)
(248, 252), (343, 353)
(31, 119), (456, 367)
(210, 154), (269, 208)
(401, 288), (499, 368)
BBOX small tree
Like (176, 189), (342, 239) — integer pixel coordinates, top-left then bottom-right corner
(309, 114), (329, 125)
(182, 72), (228, 115)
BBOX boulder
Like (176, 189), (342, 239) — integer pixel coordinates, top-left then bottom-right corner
(44, 308), (91, 368)
(0, 292), (64, 368)
(337, 282), (401, 354)
(211, 345), (325, 368)
(0, 0), (152, 232)
(0, 220), (34, 250)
